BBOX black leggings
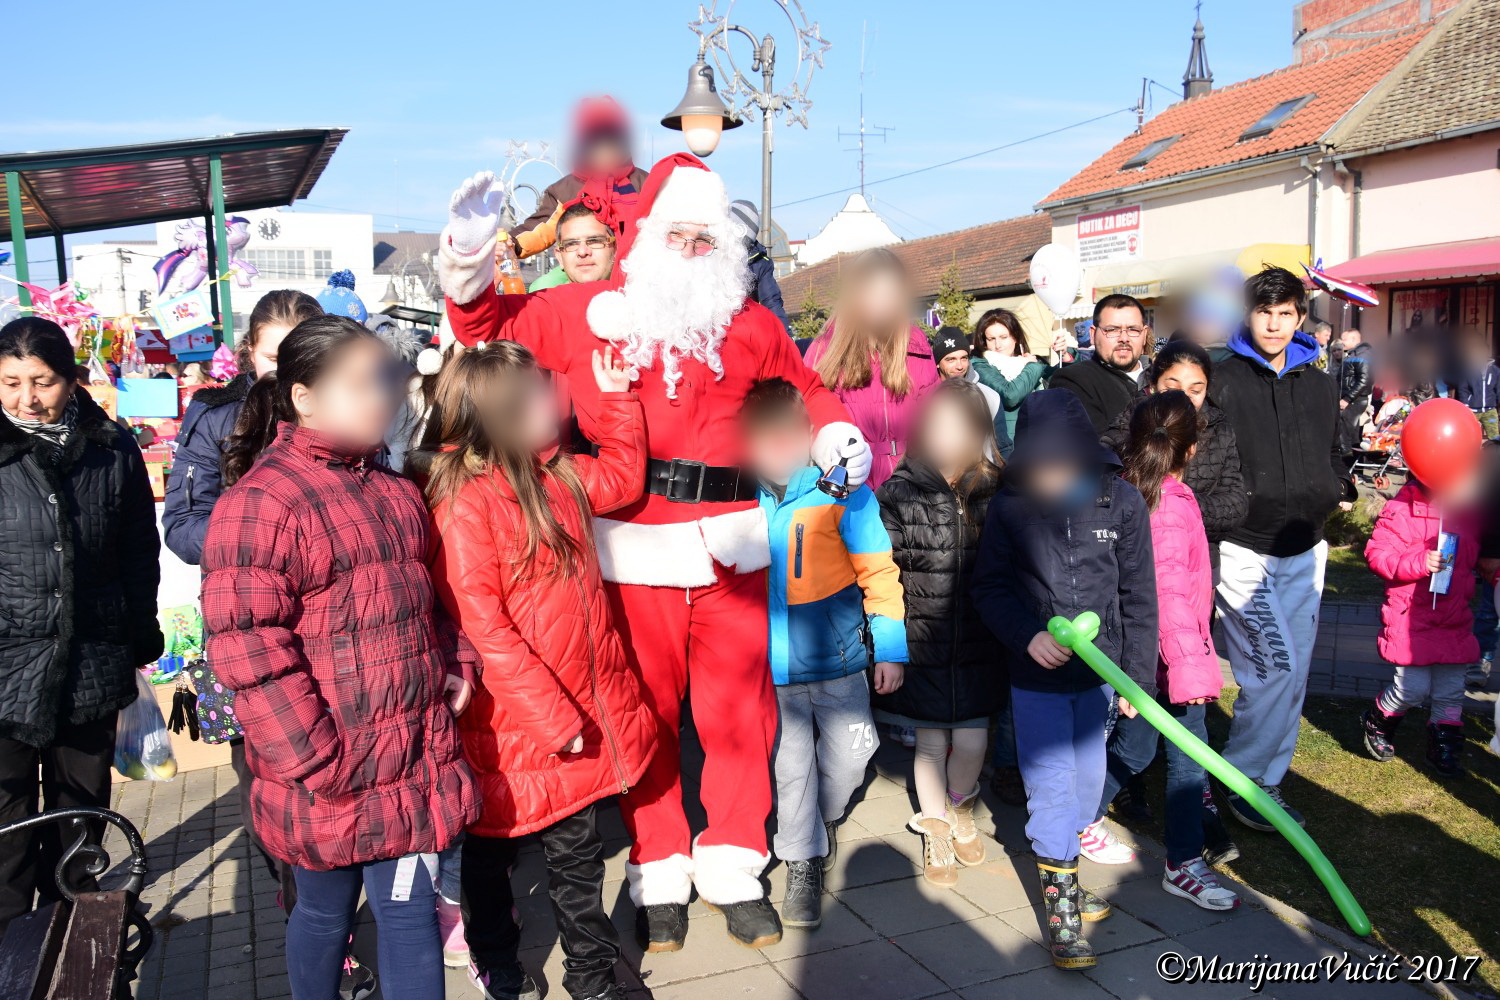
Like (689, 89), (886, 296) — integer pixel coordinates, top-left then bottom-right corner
(462, 804), (618, 999)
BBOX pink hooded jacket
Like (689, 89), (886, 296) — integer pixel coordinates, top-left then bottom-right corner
(1151, 476), (1223, 704)
(1364, 480), (1480, 666)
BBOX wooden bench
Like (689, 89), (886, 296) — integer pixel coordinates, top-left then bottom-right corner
(0, 808), (152, 1000)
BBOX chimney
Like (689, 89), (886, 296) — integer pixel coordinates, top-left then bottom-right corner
(1183, 13), (1213, 100)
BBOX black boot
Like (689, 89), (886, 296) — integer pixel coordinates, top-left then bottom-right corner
(1201, 807), (1240, 867)
(1426, 723), (1464, 777)
(1361, 708), (1401, 762)
(1036, 858), (1096, 970)
(717, 898), (783, 949)
(635, 903), (689, 953)
(781, 860), (823, 929)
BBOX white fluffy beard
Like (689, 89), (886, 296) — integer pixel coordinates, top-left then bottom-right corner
(614, 215), (753, 398)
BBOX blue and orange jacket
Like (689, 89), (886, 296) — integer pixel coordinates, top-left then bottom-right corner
(761, 466), (907, 686)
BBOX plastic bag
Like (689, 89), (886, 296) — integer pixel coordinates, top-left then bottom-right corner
(114, 670), (178, 781)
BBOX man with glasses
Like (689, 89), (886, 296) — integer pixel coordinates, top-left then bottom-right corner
(529, 203), (619, 290)
(437, 153), (871, 959)
(1050, 294), (1152, 433)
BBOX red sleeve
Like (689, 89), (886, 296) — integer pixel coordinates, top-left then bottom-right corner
(755, 309), (851, 430)
(201, 486), (343, 792)
(572, 391), (646, 514)
(445, 284), (585, 376)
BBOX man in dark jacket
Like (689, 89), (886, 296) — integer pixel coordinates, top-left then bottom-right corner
(1050, 294), (1151, 433)
(730, 200), (790, 332)
(1212, 267), (1352, 834)
(1336, 327), (1374, 462)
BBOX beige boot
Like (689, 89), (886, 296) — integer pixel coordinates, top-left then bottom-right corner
(948, 787), (986, 866)
(907, 815), (959, 887)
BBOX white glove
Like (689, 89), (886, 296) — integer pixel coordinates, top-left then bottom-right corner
(447, 170), (504, 256)
(813, 422), (874, 490)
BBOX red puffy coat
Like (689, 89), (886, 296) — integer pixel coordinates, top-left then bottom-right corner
(429, 392), (657, 838)
(202, 425), (480, 871)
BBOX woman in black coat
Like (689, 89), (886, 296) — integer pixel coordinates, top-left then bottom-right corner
(874, 380), (1004, 885)
(0, 318), (163, 930)
(1101, 340), (1248, 550)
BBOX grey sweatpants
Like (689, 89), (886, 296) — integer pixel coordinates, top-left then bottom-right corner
(772, 672), (878, 862)
(1377, 664), (1467, 725)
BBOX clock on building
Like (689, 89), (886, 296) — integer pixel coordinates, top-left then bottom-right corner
(257, 218), (281, 241)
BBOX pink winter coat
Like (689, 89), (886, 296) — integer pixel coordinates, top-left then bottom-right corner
(1364, 481), (1481, 666)
(805, 325), (940, 489)
(1151, 476), (1223, 704)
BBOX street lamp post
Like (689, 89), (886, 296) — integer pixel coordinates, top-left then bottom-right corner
(662, 1), (829, 251)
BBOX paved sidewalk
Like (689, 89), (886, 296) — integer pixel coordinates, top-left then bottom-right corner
(105, 726), (1432, 1000)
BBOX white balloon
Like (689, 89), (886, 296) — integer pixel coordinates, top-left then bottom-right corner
(1029, 243), (1083, 316)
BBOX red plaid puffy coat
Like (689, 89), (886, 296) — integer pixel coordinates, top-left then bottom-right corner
(429, 392), (657, 838)
(202, 424), (479, 871)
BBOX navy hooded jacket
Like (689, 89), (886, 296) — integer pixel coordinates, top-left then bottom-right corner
(971, 390), (1158, 695)
(162, 375), (249, 565)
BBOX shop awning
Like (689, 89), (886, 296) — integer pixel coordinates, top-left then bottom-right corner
(1088, 243), (1310, 300)
(1326, 237), (1500, 286)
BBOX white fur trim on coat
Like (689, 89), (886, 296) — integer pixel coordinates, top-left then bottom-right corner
(691, 837), (770, 906)
(437, 226), (497, 306)
(699, 506), (771, 574)
(625, 853), (694, 908)
(586, 289), (630, 342)
(592, 509), (770, 587)
(593, 518), (716, 588)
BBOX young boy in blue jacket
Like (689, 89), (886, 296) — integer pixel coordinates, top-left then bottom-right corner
(971, 389), (1158, 972)
(742, 379), (907, 932)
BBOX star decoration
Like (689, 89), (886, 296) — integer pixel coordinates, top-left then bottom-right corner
(505, 139), (526, 160)
(800, 20), (831, 69)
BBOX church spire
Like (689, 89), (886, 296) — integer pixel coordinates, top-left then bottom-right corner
(1183, 4), (1213, 100)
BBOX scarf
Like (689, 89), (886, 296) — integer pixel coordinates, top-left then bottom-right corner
(2, 395), (78, 449)
(984, 351), (1034, 381)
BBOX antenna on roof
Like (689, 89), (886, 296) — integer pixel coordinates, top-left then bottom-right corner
(838, 21), (893, 198)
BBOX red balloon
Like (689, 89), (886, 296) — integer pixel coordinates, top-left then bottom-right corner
(1401, 397), (1483, 492)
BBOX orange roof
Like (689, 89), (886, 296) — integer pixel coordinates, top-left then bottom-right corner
(1039, 27), (1432, 207)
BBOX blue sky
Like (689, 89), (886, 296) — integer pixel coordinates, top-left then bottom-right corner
(5, 0), (1293, 281)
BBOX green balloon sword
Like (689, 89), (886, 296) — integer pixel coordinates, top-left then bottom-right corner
(1047, 611), (1372, 937)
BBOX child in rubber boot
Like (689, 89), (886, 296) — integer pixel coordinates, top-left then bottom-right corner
(873, 381), (1005, 888)
(1087, 392), (1240, 911)
(743, 379), (908, 930)
(971, 390), (1159, 970)
(425, 342), (657, 1000)
(1362, 452), (1484, 779)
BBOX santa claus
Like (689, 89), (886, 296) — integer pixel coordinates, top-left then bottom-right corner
(439, 154), (872, 952)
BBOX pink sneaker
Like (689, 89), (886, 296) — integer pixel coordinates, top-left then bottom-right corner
(437, 896), (470, 968)
(1079, 819), (1135, 865)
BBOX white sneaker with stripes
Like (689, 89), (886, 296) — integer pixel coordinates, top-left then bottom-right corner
(1163, 857), (1241, 911)
(1078, 819), (1135, 865)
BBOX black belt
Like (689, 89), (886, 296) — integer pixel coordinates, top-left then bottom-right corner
(646, 457), (756, 503)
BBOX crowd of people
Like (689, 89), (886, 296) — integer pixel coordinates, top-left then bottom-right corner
(1, 98), (1497, 1000)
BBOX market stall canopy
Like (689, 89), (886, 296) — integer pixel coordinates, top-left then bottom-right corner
(1327, 237), (1500, 286)
(1088, 243), (1309, 300)
(0, 128), (348, 237)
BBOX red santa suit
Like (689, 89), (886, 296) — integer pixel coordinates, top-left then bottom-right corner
(439, 156), (865, 908)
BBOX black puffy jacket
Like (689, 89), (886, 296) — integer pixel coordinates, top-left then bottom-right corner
(1102, 395), (1248, 543)
(1214, 332), (1348, 557)
(874, 458), (1005, 724)
(0, 390), (164, 747)
(972, 390), (1158, 695)
(162, 375), (248, 565)
(1338, 341), (1374, 404)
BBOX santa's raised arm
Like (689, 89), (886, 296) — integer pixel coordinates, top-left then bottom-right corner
(436, 154), (873, 951)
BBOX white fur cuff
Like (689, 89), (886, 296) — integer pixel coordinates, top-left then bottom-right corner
(437, 226), (497, 306)
(593, 518), (716, 588)
(691, 839), (771, 906)
(699, 507), (771, 574)
(626, 853), (694, 907)
(586, 289), (630, 342)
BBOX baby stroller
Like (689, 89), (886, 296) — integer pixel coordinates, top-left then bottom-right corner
(1351, 395), (1410, 490)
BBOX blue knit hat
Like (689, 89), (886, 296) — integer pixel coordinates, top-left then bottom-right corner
(316, 269), (368, 323)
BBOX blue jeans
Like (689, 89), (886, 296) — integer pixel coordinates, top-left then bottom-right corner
(1011, 685), (1110, 861)
(990, 702), (1017, 769)
(288, 854), (444, 1000)
(1096, 699), (1209, 865)
(436, 836), (463, 903)
(1474, 581), (1497, 658)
